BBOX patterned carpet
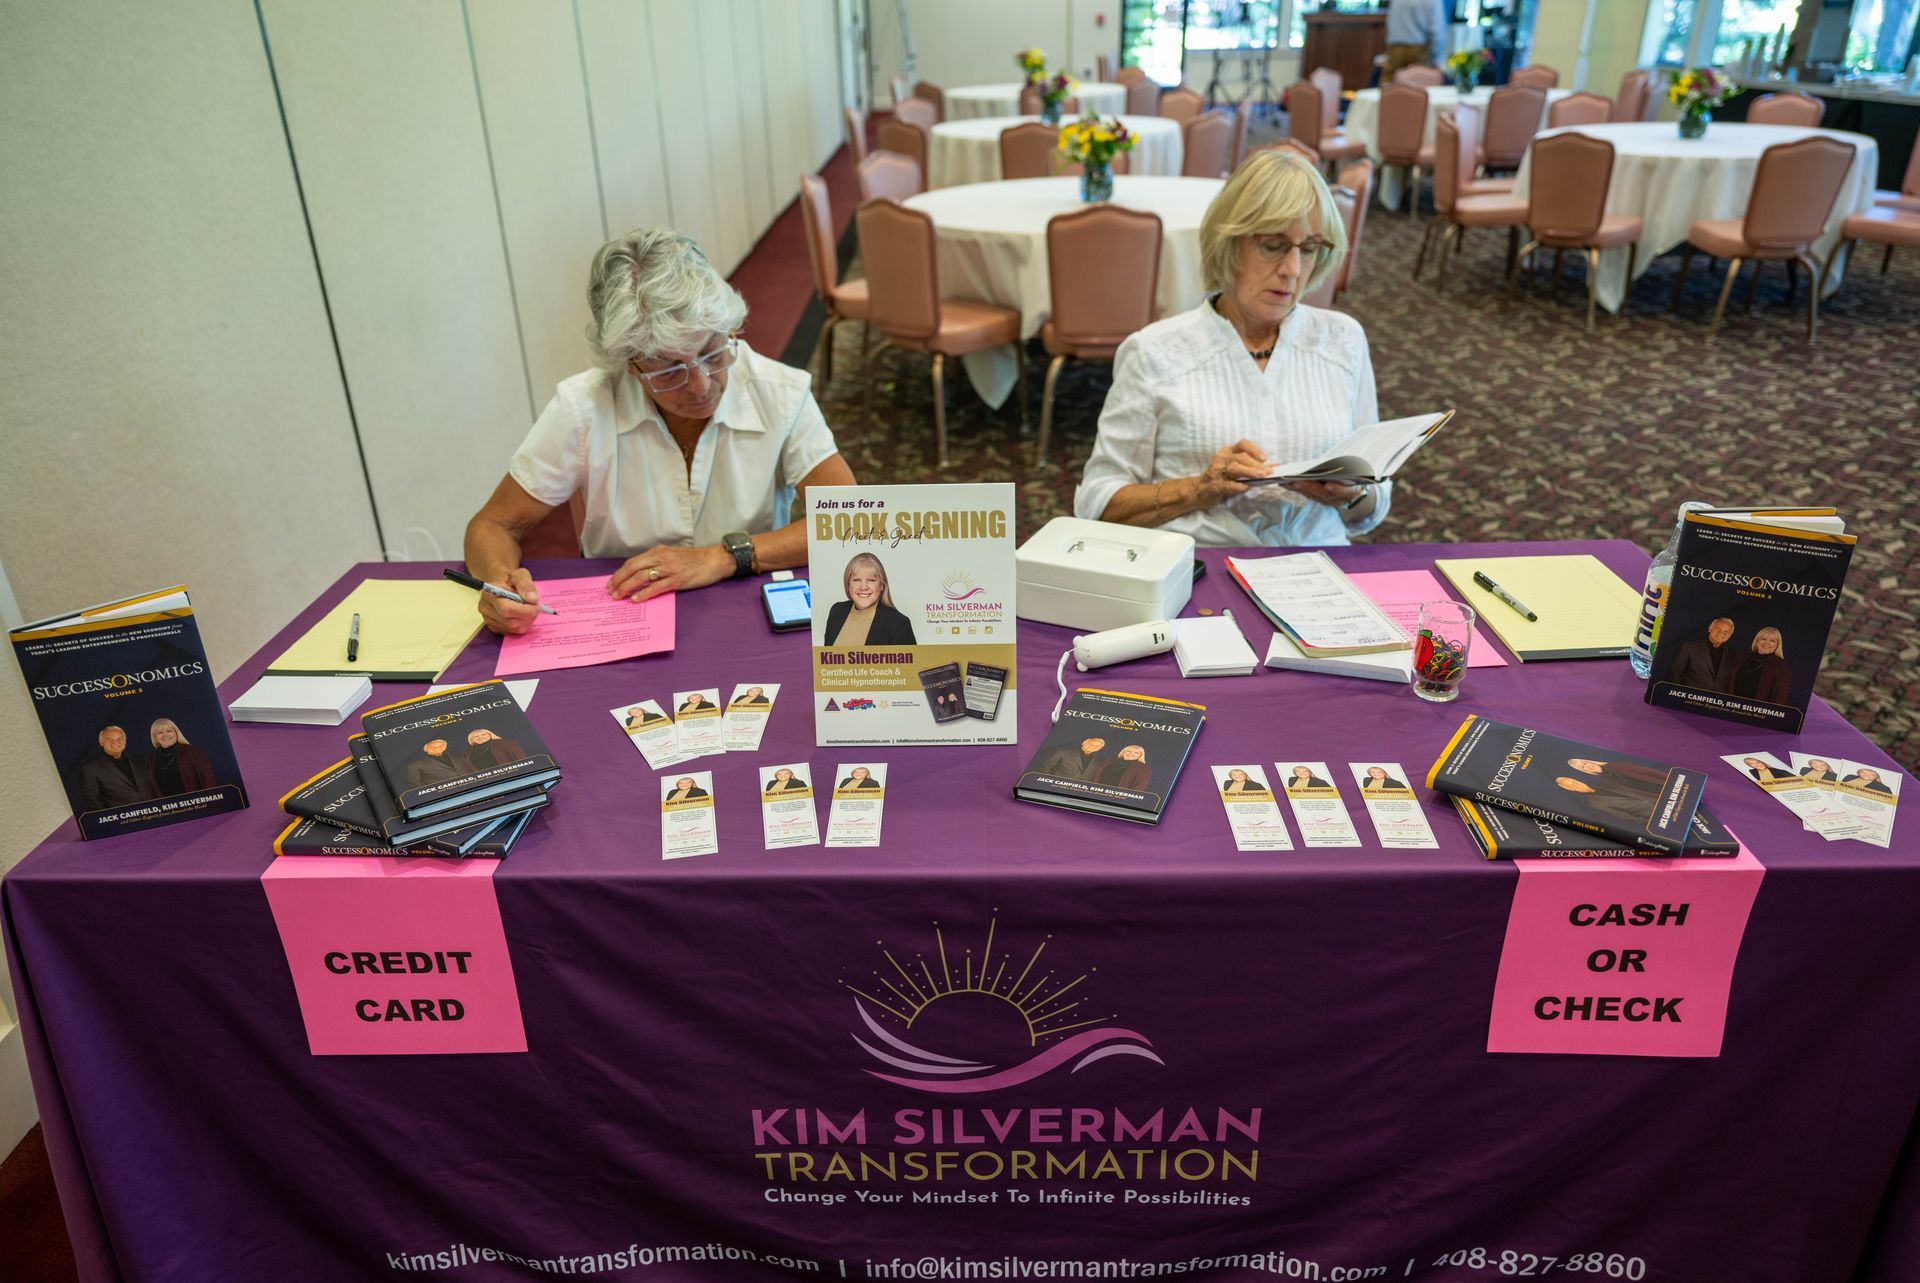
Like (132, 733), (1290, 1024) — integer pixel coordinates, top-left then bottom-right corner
(794, 178), (1920, 771)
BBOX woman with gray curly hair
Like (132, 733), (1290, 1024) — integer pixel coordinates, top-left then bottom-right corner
(464, 228), (855, 633)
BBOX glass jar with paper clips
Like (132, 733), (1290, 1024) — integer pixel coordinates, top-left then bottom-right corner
(1411, 601), (1475, 702)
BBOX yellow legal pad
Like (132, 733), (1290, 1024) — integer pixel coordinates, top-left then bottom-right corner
(1433, 554), (1642, 662)
(264, 579), (484, 681)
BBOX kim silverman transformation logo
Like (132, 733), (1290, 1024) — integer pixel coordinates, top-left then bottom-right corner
(749, 916), (1263, 1197)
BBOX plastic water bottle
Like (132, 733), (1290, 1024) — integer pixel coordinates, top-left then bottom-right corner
(1630, 501), (1710, 678)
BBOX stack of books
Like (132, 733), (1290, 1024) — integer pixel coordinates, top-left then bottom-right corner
(273, 680), (559, 859)
(1427, 714), (1735, 859)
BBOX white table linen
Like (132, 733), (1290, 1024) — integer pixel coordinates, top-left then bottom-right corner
(944, 81), (1129, 121)
(927, 115), (1184, 188)
(1344, 85), (1571, 208)
(902, 176), (1224, 406)
(1509, 122), (1880, 313)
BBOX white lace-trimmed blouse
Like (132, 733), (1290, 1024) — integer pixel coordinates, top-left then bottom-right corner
(1073, 298), (1387, 548)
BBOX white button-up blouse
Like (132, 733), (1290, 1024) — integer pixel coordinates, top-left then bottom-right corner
(1074, 299), (1386, 548)
(508, 342), (841, 557)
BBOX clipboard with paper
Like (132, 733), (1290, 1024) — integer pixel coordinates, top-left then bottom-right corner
(1242, 410), (1454, 486)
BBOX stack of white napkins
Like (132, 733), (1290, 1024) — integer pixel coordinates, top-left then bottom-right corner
(228, 674), (372, 725)
(1173, 612), (1259, 678)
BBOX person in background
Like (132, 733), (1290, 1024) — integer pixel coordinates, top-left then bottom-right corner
(464, 228), (857, 635)
(1074, 151), (1383, 549)
(1384, 0), (1450, 80)
(140, 718), (216, 797)
(78, 725), (151, 810)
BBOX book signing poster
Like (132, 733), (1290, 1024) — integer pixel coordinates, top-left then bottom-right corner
(808, 483), (1017, 746)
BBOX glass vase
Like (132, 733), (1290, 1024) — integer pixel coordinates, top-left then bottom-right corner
(1679, 105), (1708, 139)
(1453, 74), (1477, 94)
(1080, 161), (1113, 203)
(1041, 100), (1062, 125)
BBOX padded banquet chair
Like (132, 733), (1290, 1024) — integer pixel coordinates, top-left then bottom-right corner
(1825, 207), (1920, 286)
(1510, 65), (1559, 89)
(1746, 92), (1823, 128)
(1287, 81), (1364, 168)
(1036, 204), (1163, 461)
(1159, 87), (1204, 123)
(1304, 159), (1374, 308)
(1313, 66), (1344, 120)
(1124, 74), (1160, 117)
(1097, 53), (1115, 83)
(1247, 137), (1323, 168)
(1230, 100), (1254, 169)
(843, 106), (869, 167)
(1504, 133), (1643, 330)
(799, 174), (870, 380)
(1548, 92), (1613, 129)
(911, 81), (946, 123)
(856, 151), (922, 202)
(1018, 82), (1079, 116)
(1000, 121), (1064, 179)
(1395, 65), (1444, 88)
(874, 118), (929, 188)
(1478, 84), (1546, 170)
(1376, 81), (1433, 213)
(1614, 70), (1654, 122)
(892, 97), (937, 131)
(1874, 140), (1920, 211)
(1417, 106), (1527, 289)
(1669, 135), (1855, 343)
(1182, 113), (1233, 178)
(854, 199), (1028, 467)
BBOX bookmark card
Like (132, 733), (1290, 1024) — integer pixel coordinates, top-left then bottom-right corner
(759, 761), (821, 850)
(671, 688), (724, 758)
(1724, 751), (1860, 840)
(1349, 762), (1438, 848)
(1278, 760), (1362, 847)
(723, 683), (780, 753)
(1834, 763), (1901, 849)
(1786, 751), (1876, 841)
(1212, 765), (1292, 851)
(660, 771), (718, 859)
(826, 762), (887, 847)
(611, 699), (692, 770)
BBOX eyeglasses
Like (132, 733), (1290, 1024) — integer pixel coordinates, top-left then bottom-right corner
(1249, 235), (1335, 264)
(631, 339), (737, 392)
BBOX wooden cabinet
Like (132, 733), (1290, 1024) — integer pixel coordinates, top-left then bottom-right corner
(1300, 11), (1388, 93)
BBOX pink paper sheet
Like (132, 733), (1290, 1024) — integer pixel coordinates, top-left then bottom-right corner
(1486, 844), (1766, 1057)
(494, 575), (675, 676)
(261, 855), (527, 1055)
(1349, 569), (1508, 667)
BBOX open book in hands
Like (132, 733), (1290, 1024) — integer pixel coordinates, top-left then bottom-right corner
(1241, 410), (1453, 487)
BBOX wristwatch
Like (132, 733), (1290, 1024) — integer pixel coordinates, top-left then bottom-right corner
(721, 531), (756, 577)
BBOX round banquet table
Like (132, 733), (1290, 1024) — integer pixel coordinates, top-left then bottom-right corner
(903, 174), (1223, 407)
(928, 114), (1184, 188)
(1510, 122), (1880, 314)
(944, 80), (1129, 120)
(1343, 84), (1571, 209)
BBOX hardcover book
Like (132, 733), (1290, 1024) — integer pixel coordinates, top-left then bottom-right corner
(1453, 796), (1739, 859)
(1426, 714), (1708, 855)
(349, 733), (547, 853)
(11, 586), (248, 840)
(361, 681), (559, 817)
(1646, 508), (1854, 734)
(272, 809), (535, 859)
(1013, 689), (1205, 825)
(279, 756), (386, 840)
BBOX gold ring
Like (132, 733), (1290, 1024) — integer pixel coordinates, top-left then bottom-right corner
(647, 567), (662, 582)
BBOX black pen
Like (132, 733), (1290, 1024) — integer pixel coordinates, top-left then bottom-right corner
(442, 567), (558, 615)
(347, 613), (360, 662)
(1473, 571), (1537, 622)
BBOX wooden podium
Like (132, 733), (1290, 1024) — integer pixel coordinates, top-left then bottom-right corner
(1300, 10), (1388, 91)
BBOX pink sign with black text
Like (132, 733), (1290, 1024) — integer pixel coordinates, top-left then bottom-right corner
(261, 855), (527, 1055)
(1488, 846), (1765, 1057)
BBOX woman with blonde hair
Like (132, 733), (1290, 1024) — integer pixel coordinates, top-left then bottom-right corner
(1725, 626), (1791, 704)
(1075, 150), (1385, 547)
(140, 717), (216, 796)
(823, 552), (917, 646)
(1102, 744), (1152, 791)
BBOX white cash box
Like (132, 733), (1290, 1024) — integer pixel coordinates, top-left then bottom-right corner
(1015, 518), (1195, 632)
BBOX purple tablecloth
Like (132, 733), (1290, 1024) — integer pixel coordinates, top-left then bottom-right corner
(7, 541), (1920, 1282)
